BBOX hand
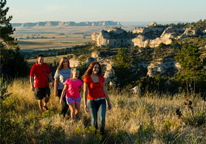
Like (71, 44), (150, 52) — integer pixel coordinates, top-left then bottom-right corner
(31, 85), (34, 91)
(60, 99), (63, 105)
(84, 105), (89, 113)
(50, 81), (53, 86)
(108, 102), (112, 110)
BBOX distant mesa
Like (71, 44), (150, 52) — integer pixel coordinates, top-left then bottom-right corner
(11, 21), (121, 27)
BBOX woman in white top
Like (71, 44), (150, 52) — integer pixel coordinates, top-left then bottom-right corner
(54, 57), (71, 117)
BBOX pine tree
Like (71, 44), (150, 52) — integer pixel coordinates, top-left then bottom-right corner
(113, 48), (137, 89)
(0, 0), (29, 78)
(175, 44), (206, 93)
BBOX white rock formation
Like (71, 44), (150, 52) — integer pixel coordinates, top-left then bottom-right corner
(92, 23), (205, 48)
(146, 21), (157, 27)
(131, 86), (141, 95)
(91, 51), (101, 58)
(69, 58), (80, 67)
(178, 28), (199, 39)
(133, 27), (164, 34)
(91, 32), (98, 41)
(147, 58), (180, 77)
(92, 24), (181, 48)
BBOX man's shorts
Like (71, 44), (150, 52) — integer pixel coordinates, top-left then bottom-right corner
(34, 85), (50, 100)
(66, 97), (81, 104)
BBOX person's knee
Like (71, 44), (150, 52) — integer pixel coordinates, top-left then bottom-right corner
(44, 97), (50, 102)
(38, 99), (43, 104)
(70, 107), (75, 113)
(99, 116), (105, 124)
(91, 120), (97, 127)
(75, 108), (80, 113)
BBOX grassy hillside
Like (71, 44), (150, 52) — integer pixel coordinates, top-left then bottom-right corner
(1, 78), (206, 143)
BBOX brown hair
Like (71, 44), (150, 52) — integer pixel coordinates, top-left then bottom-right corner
(81, 61), (102, 80)
(37, 54), (43, 58)
(57, 57), (70, 71)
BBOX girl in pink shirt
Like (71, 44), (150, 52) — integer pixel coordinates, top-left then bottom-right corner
(60, 68), (83, 120)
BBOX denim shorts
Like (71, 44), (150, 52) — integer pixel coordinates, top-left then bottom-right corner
(66, 97), (81, 104)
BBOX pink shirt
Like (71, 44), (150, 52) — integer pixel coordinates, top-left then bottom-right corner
(65, 78), (83, 99)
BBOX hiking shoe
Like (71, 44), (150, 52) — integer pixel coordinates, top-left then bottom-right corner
(42, 106), (48, 111)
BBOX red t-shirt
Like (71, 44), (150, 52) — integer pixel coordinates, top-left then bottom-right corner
(30, 62), (52, 88)
(84, 76), (105, 100)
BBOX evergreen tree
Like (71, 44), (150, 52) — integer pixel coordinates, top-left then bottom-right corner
(113, 48), (137, 89)
(0, 0), (29, 78)
(175, 44), (206, 93)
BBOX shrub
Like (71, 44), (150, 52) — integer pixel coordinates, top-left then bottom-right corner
(135, 120), (155, 143)
(181, 104), (206, 126)
(39, 121), (65, 144)
(70, 127), (102, 144)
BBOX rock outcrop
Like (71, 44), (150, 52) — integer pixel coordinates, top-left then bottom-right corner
(131, 86), (141, 95)
(147, 58), (180, 77)
(92, 22), (205, 48)
(92, 28), (135, 47)
(146, 21), (157, 27)
(11, 21), (121, 27)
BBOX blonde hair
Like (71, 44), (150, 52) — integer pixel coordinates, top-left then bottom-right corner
(57, 57), (70, 71)
(71, 68), (79, 76)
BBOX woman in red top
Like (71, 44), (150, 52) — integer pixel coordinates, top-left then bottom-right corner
(82, 62), (112, 135)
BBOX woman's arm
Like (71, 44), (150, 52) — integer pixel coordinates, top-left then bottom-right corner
(103, 82), (112, 110)
(60, 84), (67, 104)
(83, 83), (89, 113)
(54, 78), (59, 96)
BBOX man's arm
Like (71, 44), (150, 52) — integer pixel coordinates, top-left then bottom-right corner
(30, 76), (34, 91)
(48, 73), (53, 85)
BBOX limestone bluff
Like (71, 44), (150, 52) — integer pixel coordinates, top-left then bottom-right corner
(92, 22), (206, 48)
(11, 21), (121, 27)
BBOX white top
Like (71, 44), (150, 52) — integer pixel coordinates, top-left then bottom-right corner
(54, 68), (71, 90)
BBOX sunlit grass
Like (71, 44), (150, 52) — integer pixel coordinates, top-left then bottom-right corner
(2, 78), (206, 143)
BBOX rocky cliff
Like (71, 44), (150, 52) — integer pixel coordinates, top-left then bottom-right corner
(11, 21), (121, 27)
(92, 21), (206, 48)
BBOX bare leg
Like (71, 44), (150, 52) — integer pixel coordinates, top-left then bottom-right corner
(44, 96), (49, 106)
(37, 99), (43, 111)
(75, 102), (80, 116)
(68, 103), (76, 120)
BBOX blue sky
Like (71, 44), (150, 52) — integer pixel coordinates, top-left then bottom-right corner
(7, 0), (206, 23)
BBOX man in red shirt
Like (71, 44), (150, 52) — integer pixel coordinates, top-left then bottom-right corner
(30, 54), (53, 112)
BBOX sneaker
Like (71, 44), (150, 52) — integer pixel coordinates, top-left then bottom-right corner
(42, 106), (48, 111)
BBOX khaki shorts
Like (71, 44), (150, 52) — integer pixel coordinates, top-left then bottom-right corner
(34, 86), (50, 100)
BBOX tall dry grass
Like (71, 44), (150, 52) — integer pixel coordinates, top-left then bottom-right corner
(2, 78), (206, 143)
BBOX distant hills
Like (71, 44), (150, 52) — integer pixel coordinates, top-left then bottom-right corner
(11, 21), (121, 27)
